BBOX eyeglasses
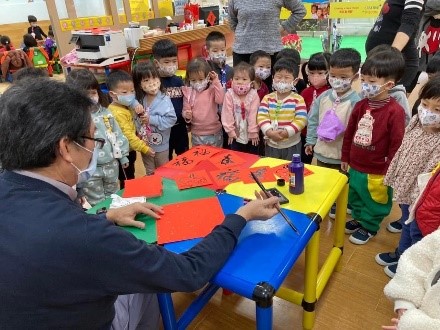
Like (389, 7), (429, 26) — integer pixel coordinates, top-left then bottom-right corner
(80, 136), (105, 149)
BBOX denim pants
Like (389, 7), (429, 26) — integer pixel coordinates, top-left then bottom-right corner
(397, 204), (423, 255)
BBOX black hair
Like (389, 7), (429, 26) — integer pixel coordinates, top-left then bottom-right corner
(206, 31), (226, 49)
(301, 52), (330, 85)
(361, 45), (405, 82)
(48, 30), (55, 38)
(273, 58), (299, 78)
(132, 61), (162, 102)
(28, 15), (37, 23)
(420, 75), (440, 100)
(426, 52), (440, 75)
(66, 69), (110, 107)
(329, 48), (361, 73)
(276, 48), (301, 66)
(185, 57), (211, 85)
(152, 39), (178, 59)
(13, 67), (48, 82)
(0, 35), (12, 51)
(249, 50), (271, 66)
(0, 78), (92, 170)
(106, 70), (133, 91)
(23, 34), (37, 48)
(233, 62), (255, 81)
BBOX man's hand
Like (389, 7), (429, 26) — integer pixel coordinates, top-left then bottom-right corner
(341, 162), (348, 172)
(305, 145), (314, 155)
(235, 191), (279, 221)
(106, 202), (164, 229)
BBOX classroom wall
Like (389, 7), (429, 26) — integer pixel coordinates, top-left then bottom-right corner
(1, 20), (51, 50)
(0, 0), (49, 24)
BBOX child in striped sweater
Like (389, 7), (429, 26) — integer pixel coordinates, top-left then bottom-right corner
(257, 58), (307, 160)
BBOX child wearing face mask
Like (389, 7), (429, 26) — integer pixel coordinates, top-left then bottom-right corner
(305, 48), (361, 219)
(182, 58), (225, 147)
(27, 15), (46, 41)
(66, 69), (129, 206)
(250, 50), (271, 101)
(133, 62), (177, 175)
(107, 70), (155, 187)
(257, 58), (307, 160)
(341, 48), (406, 245)
(300, 52), (331, 164)
(221, 62), (260, 154)
(152, 39), (188, 160)
(375, 75), (440, 277)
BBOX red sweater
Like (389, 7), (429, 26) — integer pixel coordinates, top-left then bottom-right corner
(300, 84), (330, 136)
(415, 169), (440, 236)
(341, 98), (405, 175)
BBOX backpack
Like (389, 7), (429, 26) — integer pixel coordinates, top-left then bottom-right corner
(28, 47), (52, 76)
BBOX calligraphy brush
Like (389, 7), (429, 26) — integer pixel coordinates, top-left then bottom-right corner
(250, 172), (299, 234)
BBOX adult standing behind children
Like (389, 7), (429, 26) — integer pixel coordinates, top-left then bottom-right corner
(365, 0), (424, 92)
(228, 0), (306, 66)
(152, 39), (188, 160)
(66, 69), (130, 206)
(0, 78), (280, 328)
(27, 15), (47, 41)
(341, 48), (406, 245)
(107, 70), (155, 188)
(257, 58), (307, 160)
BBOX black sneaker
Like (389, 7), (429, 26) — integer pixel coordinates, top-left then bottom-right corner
(329, 204), (336, 219)
(375, 248), (399, 266)
(386, 220), (402, 233)
(349, 228), (376, 245)
(384, 263), (398, 278)
(345, 220), (361, 234)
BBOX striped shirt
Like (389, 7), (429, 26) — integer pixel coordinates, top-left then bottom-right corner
(257, 91), (307, 148)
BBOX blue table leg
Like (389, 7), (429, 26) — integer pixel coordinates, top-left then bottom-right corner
(256, 304), (273, 330)
(253, 282), (275, 330)
(178, 283), (220, 329)
(158, 293), (177, 330)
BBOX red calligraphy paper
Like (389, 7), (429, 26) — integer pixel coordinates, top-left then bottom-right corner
(241, 166), (276, 184)
(122, 175), (163, 198)
(209, 167), (243, 189)
(175, 170), (213, 190)
(206, 11), (217, 26)
(269, 163), (314, 181)
(163, 146), (223, 172)
(208, 152), (246, 169)
(163, 154), (201, 171)
(156, 197), (224, 244)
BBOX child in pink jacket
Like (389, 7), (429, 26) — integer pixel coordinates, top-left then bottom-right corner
(182, 58), (225, 147)
(221, 62), (260, 154)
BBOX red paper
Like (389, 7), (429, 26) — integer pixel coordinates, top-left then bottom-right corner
(209, 152), (246, 169)
(163, 146), (222, 172)
(209, 167), (243, 189)
(175, 170), (213, 190)
(122, 175), (163, 198)
(156, 197), (224, 244)
(207, 11), (216, 26)
(163, 154), (201, 171)
(241, 166), (276, 184)
(270, 163), (314, 181)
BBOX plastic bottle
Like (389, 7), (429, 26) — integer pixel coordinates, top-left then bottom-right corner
(288, 154), (304, 194)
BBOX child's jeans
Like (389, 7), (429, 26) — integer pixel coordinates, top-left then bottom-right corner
(231, 140), (259, 155)
(192, 130), (223, 148)
(397, 204), (410, 224)
(265, 142), (302, 161)
(397, 218), (423, 256)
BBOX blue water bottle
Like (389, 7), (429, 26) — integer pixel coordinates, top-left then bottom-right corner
(288, 154), (304, 194)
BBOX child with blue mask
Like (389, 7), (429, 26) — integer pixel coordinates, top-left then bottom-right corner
(67, 69), (130, 206)
(107, 70), (155, 188)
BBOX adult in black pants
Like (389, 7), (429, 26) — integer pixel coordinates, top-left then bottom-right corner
(365, 0), (424, 93)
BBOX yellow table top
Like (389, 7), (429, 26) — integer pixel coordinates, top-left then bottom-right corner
(225, 158), (348, 219)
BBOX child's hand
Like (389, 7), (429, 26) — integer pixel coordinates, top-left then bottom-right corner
(228, 137), (235, 145)
(140, 113), (150, 125)
(341, 162), (349, 172)
(251, 137), (260, 146)
(305, 145), (314, 155)
(183, 109), (192, 122)
(122, 162), (129, 169)
(208, 71), (219, 82)
(134, 104), (145, 115)
(267, 130), (283, 142)
(382, 318), (399, 330)
(277, 129), (288, 139)
(146, 148), (156, 157)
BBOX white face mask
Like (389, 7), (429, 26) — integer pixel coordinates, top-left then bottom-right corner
(360, 82), (387, 99)
(190, 79), (209, 93)
(328, 76), (352, 93)
(209, 52), (227, 65)
(273, 81), (294, 94)
(70, 142), (99, 184)
(90, 95), (100, 105)
(158, 64), (177, 77)
(418, 105), (440, 128)
(142, 79), (161, 95)
(255, 68), (271, 80)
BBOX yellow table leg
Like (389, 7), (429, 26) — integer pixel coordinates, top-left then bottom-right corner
(302, 230), (320, 330)
(334, 183), (349, 272)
